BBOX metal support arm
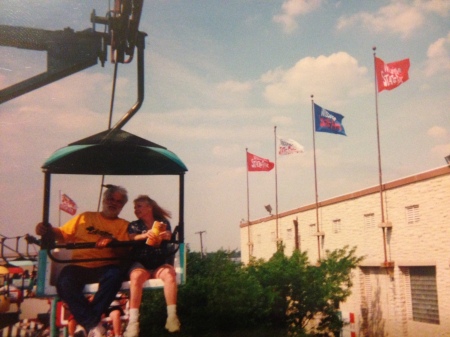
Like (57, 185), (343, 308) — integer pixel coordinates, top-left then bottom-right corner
(0, 26), (106, 104)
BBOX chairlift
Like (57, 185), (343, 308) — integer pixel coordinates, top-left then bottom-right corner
(0, 262), (38, 329)
(1, 2), (180, 335)
(36, 128), (188, 297)
(0, 235), (39, 329)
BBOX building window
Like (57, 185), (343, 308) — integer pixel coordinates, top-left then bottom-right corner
(409, 266), (439, 324)
(364, 213), (375, 228)
(406, 205), (420, 224)
(332, 219), (341, 233)
(286, 228), (293, 240)
(309, 223), (316, 235)
(248, 242), (254, 256)
(360, 267), (378, 313)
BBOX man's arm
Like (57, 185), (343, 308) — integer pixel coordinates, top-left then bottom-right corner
(35, 222), (65, 242)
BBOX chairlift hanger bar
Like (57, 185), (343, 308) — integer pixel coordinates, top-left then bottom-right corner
(0, 0), (144, 105)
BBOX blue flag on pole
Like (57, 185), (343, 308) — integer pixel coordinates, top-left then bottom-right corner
(314, 103), (346, 136)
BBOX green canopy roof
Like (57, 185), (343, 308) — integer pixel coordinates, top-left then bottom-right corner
(42, 129), (187, 175)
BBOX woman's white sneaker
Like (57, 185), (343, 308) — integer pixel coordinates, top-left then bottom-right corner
(165, 315), (181, 333)
(123, 321), (139, 337)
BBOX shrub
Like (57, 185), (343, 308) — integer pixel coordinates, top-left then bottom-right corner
(140, 250), (271, 336)
(139, 246), (362, 336)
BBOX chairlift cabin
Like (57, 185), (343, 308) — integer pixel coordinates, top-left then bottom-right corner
(36, 128), (188, 297)
(0, 234), (39, 328)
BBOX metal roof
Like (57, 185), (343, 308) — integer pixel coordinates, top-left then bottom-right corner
(42, 129), (187, 175)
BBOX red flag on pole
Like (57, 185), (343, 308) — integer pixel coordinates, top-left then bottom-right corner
(375, 57), (410, 92)
(247, 152), (274, 172)
(60, 193), (77, 215)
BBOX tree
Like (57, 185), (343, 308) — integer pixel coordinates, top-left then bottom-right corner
(139, 246), (362, 336)
(247, 245), (363, 336)
(141, 250), (271, 336)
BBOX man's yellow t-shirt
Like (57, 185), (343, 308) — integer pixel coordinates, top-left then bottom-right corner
(59, 212), (129, 268)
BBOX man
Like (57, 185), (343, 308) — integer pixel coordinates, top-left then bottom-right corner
(36, 185), (130, 337)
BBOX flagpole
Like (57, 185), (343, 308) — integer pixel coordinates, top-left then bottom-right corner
(274, 126), (280, 247)
(58, 190), (61, 227)
(373, 46), (388, 265)
(246, 148), (252, 260)
(97, 176), (105, 212)
(311, 95), (321, 261)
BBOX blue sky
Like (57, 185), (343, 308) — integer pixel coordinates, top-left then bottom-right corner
(1, 0), (449, 253)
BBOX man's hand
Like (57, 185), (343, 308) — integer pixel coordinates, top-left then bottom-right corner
(35, 222), (50, 236)
(96, 237), (113, 248)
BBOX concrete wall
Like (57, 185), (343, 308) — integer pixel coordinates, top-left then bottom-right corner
(240, 166), (450, 337)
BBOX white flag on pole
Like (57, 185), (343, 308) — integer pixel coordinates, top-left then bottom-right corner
(278, 137), (304, 155)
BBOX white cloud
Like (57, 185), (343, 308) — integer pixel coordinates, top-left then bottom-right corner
(217, 80), (252, 93)
(416, 0), (450, 16)
(212, 144), (241, 158)
(431, 143), (450, 157)
(0, 48), (47, 89)
(427, 126), (448, 139)
(270, 115), (293, 126)
(261, 52), (370, 106)
(425, 32), (450, 77)
(337, 2), (424, 38)
(0, 70), (115, 182)
(427, 126), (450, 159)
(128, 107), (275, 146)
(273, 0), (322, 33)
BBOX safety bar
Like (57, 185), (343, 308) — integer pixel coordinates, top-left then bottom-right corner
(46, 238), (180, 264)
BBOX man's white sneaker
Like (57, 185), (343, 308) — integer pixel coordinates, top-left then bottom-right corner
(87, 323), (105, 337)
(165, 315), (181, 333)
(123, 321), (140, 337)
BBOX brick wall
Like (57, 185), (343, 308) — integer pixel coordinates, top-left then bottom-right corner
(240, 166), (450, 337)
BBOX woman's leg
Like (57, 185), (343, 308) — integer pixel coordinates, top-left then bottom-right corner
(154, 265), (177, 305)
(155, 265), (180, 332)
(128, 267), (150, 310)
(109, 309), (122, 336)
(124, 265), (150, 337)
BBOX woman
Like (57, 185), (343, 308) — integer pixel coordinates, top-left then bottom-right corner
(123, 195), (180, 337)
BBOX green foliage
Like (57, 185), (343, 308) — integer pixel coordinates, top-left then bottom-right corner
(246, 247), (309, 327)
(178, 250), (269, 335)
(138, 246), (362, 336)
(287, 246), (363, 335)
(139, 289), (167, 335)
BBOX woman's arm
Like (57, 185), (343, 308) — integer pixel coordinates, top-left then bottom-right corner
(130, 232), (147, 241)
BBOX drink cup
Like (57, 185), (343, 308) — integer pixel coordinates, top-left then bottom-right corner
(145, 221), (166, 246)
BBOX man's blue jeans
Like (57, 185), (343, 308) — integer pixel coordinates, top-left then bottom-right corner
(56, 264), (125, 331)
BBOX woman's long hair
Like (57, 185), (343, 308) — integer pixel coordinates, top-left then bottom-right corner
(134, 195), (171, 221)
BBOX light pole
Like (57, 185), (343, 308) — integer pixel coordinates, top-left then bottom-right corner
(195, 230), (206, 258)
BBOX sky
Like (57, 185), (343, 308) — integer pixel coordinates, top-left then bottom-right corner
(1, 0), (449, 254)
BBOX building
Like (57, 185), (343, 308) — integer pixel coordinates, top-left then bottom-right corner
(240, 165), (450, 337)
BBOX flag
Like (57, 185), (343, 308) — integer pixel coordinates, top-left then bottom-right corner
(247, 152), (274, 171)
(60, 193), (77, 215)
(375, 57), (410, 92)
(314, 103), (347, 136)
(278, 137), (304, 155)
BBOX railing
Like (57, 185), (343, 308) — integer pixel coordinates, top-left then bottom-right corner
(0, 234), (39, 265)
